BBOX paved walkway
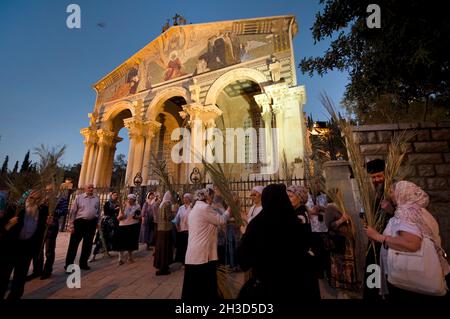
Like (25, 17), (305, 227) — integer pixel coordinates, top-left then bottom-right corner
(20, 232), (349, 299)
(22, 232), (244, 299)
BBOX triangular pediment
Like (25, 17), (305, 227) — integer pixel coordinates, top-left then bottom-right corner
(94, 15), (297, 105)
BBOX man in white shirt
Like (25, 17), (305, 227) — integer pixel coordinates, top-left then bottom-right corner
(64, 184), (100, 271)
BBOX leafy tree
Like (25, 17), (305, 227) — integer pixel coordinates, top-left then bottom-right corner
(12, 161), (19, 174)
(1, 156), (8, 173)
(20, 150), (32, 173)
(63, 163), (81, 188)
(300, 0), (450, 123)
(111, 154), (127, 187)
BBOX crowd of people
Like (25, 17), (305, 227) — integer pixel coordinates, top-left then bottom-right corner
(0, 158), (449, 300)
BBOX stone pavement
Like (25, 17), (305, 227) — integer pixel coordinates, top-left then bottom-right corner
(20, 232), (346, 299)
(22, 232), (244, 299)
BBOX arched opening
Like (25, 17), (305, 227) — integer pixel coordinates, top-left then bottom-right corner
(109, 109), (132, 187)
(148, 96), (187, 185)
(215, 79), (263, 178)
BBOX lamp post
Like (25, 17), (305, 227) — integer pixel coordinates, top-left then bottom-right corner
(133, 172), (143, 203)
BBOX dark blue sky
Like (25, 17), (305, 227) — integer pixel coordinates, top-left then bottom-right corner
(0, 0), (348, 167)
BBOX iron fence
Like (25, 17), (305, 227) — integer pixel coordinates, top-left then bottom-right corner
(63, 176), (307, 231)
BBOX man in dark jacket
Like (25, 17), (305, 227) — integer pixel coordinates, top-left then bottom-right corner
(0, 190), (49, 299)
(28, 193), (69, 280)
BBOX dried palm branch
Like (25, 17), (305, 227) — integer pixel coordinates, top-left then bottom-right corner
(33, 145), (66, 259)
(202, 159), (245, 227)
(320, 94), (381, 230)
(383, 130), (416, 198)
(150, 153), (174, 196)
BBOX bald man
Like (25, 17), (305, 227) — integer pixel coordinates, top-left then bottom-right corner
(64, 184), (100, 271)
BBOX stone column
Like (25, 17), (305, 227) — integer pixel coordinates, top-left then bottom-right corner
(141, 120), (162, 185)
(78, 142), (91, 187)
(103, 137), (122, 187)
(254, 93), (276, 175)
(124, 118), (146, 186)
(180, 103), (223, 165)
(264, 83), (307, 178)
(93, 129), (114, 187)
(80, 128), (99, 186)
(124, 125), (136, 186)
(132, 135), (145, 180)
(79, 128), (98, 187)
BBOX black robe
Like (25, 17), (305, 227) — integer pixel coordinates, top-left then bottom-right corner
(237, 184), (320, 300)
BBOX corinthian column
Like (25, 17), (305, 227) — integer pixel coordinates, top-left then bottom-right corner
(180, 103), (223, 165)
(254, 93), (275, 175)
(141, 120), (161, 185)
(124, 118), (146, 186)
(79, 128), (98, 187)
(93, 129), (114, 187)
(103, 136), (122, 187)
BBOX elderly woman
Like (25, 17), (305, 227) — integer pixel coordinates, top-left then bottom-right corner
(140, 191), (156, 250)
(154, 191), (177, 276)
(172, 193), (192, 264)
(91, 191), (120, 262)
(182, 188), (230, 301)
(116, 194), (141, 265)
(247, 186), (264, 224)
(287, 185), (313, 226)
(365, 180), (450, 299)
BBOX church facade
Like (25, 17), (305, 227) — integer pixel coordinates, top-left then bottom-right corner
(78, 15), (308, 187)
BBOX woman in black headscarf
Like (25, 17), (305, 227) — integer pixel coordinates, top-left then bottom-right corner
(237, 184), (320, 300)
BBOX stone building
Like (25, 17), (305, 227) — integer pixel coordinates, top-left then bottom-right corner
(78, 15), (307, 187)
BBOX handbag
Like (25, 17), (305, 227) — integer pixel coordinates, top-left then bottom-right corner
(387, 236), (448, 296)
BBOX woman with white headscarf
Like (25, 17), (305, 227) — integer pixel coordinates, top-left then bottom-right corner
(116, 194), (141, 265)
(139, 191), (156, 250)
(247, 186), (264, 224)
(153, 191), (177, 276)
(366, 180), (450, 299)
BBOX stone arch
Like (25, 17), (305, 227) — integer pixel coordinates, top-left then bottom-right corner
(204, 68), (268, 106)
(146, 86), (190, 121)
(103, 100), (136, 122)
(101, 100), (136, 132)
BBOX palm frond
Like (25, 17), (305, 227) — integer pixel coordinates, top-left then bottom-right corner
(320, 94), (381, 230)
(150, 153), (174, 196)
(384, 130), (416, 197)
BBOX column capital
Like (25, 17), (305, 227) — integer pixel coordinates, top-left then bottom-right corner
(80, 127), (98, 145)
(290, 85), (307, 105)
(263, 82), (290, 103)
(254, 93), (273, 119)
(124, 118), (146, 140)
(143, 120), (162, 138)
(96, 129), (115, 147)
(180, 102), (222, 128)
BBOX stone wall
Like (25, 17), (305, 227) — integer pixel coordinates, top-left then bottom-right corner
(353, 122), (450, 257)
